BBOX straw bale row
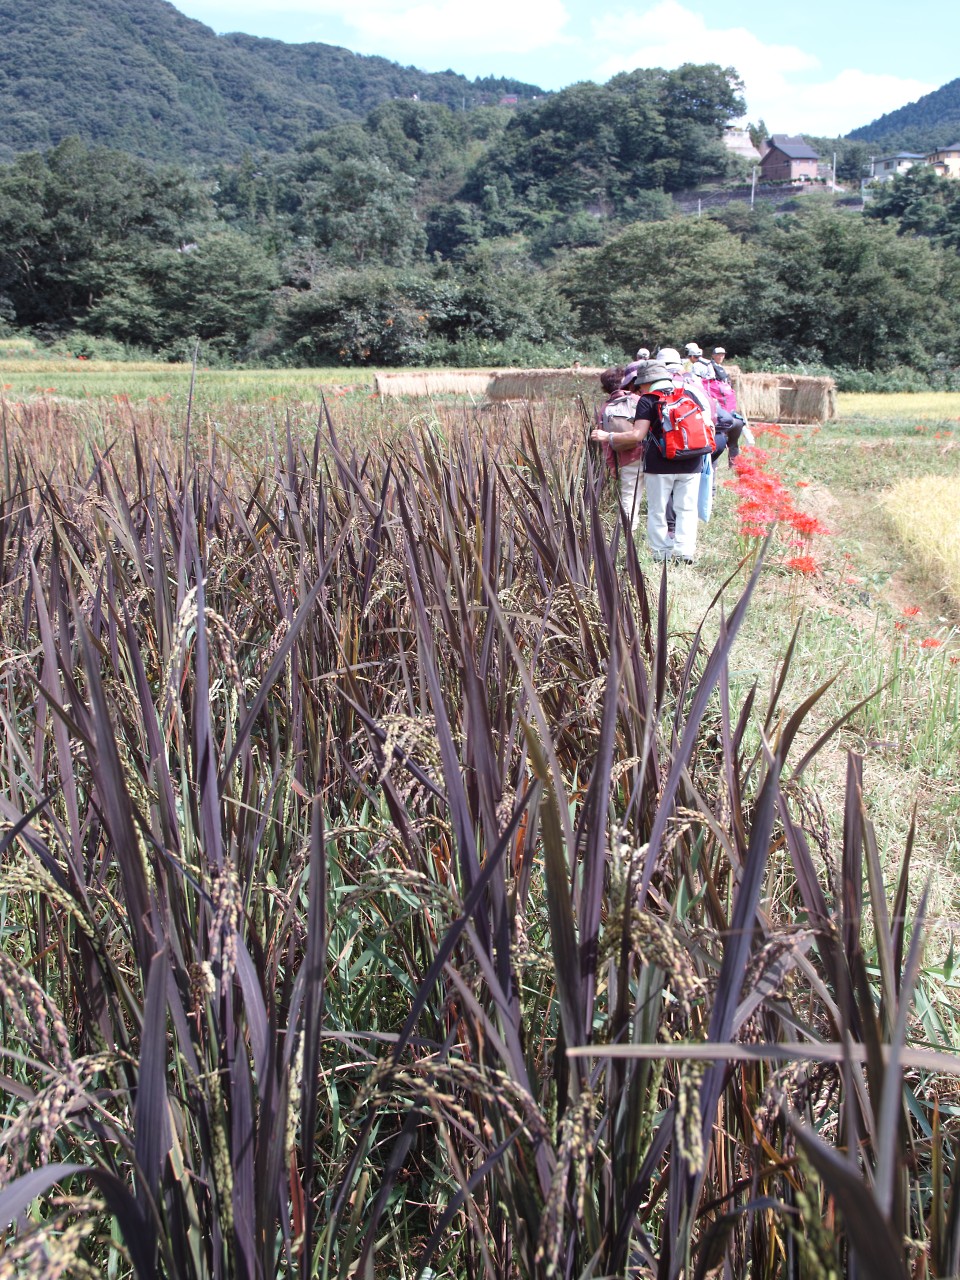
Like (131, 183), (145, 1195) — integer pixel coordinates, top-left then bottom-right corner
(732, 371), (836, 423)
(374, 370), (498, 397)
(375, 365), (836, 424)
(375, 367), (605, 401)
(487, 368), (605, 400)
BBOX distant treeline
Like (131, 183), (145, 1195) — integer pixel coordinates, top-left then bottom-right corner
(1, 68), (960, 377)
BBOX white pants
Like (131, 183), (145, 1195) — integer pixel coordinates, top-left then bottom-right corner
(645, 471), (700, 558)
(618, 460), (644, 530)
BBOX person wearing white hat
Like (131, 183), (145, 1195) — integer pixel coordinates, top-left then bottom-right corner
(683, 341), (714, 379)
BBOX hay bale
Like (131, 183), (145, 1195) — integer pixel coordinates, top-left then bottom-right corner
(732, 371), (836, 423)
(487, 367), (605, 400)
(374, 370), (499, 398)
(731, 372), (782, 420)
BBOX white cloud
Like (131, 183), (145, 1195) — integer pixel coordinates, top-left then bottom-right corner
(592, 1), (934, 134)
(346, 0), (572, 57)
(175, 0), (571, 58)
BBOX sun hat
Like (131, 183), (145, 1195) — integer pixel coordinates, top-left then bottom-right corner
(684, 342), (703, 357)
(713, 346), (726, 355)
(658, 347), (682, 366)
(630, 359), (671, 386)
(620, 360), (641, 388)
(635, 346), (650, 359)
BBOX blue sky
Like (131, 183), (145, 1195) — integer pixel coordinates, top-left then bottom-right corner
(165, 0), (950, 136)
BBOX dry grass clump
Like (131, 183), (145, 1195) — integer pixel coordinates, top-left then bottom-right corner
(883, 474), (960, 609)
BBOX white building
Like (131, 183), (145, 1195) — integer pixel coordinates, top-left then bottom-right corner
(723, 128), (761, 162)
(870, 152), (924, 181)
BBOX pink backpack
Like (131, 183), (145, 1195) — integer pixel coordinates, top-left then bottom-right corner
(703, 378), (737, 416)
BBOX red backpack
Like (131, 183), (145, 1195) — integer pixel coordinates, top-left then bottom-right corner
(649, 386), (715, 461)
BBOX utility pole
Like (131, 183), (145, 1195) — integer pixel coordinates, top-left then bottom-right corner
(832, 151), (837, 189)
(750, 165), (757, 207)
(697, 197), (702, 218)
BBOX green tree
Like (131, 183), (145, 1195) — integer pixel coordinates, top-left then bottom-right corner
(563, 216), (753, 351)
(866, 165), (960, 246)
(86, 231), (279, 357)
(721, 205), (960, 368)
(0, 138), (199, 329)
(295, 158), (426, 266)
(461, 64), (744, 230)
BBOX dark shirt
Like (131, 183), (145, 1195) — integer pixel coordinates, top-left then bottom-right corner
(635, 392), (704, 475)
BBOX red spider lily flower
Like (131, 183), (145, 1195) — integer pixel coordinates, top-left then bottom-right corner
(2, 384), (11, 391)
(914, 425), (925, 432)
(894, 620), (908, 632)
(844, 575), (863, 585)
(795, 480), (809, 487)
(787, 511), (830, 538)
(949, 654), (960, 666)
(902, 605), (922, 617)
(785, 555), (819, 575)
(920, 637), (942, 649)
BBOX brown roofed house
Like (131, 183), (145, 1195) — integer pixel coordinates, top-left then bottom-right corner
(759, 135), (820, 182)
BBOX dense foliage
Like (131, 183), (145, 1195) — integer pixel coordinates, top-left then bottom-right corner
(0, 0), (542, 164)
(3, 71), (960, 373)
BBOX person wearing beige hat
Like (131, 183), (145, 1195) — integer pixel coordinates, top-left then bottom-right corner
(711, 346), (730, 383)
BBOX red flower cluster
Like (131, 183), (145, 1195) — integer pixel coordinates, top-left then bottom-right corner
(786, 511), (830, 540)
(727, 455), (794, 539)
(785, 554), (819, 575)
(726, 431), (828, 577)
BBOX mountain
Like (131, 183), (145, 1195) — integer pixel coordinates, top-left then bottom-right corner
(0, 0), (543, 165)
(847, 78), (960, 152)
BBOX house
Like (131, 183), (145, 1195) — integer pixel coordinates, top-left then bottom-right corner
(722, 127), (761, 163)
(926, 142), (960, 178)
(870, 152), (925, 181)
(759, 135), (820, 182)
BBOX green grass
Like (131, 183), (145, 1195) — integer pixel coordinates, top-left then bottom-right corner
(0, 358), (374, 404)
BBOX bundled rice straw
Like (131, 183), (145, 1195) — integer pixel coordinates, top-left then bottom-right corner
(488, 368), (605, 400)
(732, 372), (836, 423)
(374, 370), (500, 398)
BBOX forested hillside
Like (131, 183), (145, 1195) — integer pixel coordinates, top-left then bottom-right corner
(2, 35), (960, 381)
(848, 77), (960, 152)
(0, 0), (541, 163)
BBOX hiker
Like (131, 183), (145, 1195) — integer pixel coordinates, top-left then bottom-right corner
(711, 346), (730, 383)
(683, 342), (715, 380)
(594, 366), (643, 528)
(593, 359), (711, 561)
(635, 346), (650, 360)
(659, 348), (714, 420)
